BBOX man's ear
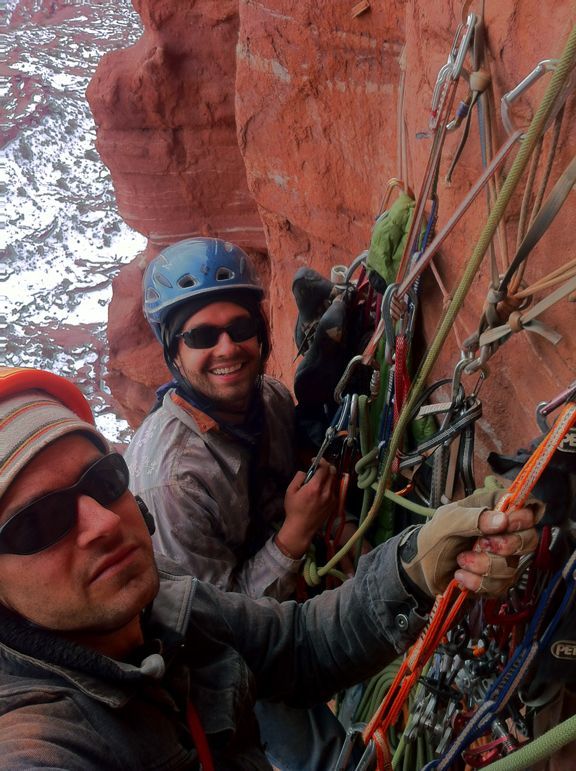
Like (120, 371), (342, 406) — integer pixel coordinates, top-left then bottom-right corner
(135, 496), (156, 535)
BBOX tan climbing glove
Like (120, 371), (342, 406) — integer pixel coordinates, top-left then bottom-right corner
(400, 489), (544, 597)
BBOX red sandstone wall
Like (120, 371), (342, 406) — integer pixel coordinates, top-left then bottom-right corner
(86, 0), (268, 425)
(88, 0), (575, 460)
(235, 0), (575, 466)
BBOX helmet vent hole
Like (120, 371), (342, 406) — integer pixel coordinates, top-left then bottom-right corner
(145, 288), (160, 302)
(177, 274), (198, 289)
(156, 274), (173, 288)
(215, 267), (235, 281)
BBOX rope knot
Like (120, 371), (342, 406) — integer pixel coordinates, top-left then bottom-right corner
(508, 310), (524, 333)
(469, 69), (491, 93)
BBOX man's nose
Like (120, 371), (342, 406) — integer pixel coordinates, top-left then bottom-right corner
(76, 494), (121, 547)
(212, 330), (238, 353)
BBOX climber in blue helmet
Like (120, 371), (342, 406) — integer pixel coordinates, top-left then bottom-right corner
(125, 236), (348, 770)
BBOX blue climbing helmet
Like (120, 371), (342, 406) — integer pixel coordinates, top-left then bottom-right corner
(143, 237), (265, 342)
(143, 237), (270, 369)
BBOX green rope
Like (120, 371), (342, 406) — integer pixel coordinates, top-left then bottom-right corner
(379, 487), (436, 518)
(482, 714), (576, 771)
(354, 657), (403, 723)
(314, 22), (576, 576)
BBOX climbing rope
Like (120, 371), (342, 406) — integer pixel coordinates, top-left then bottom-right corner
(482, 714), (576, 771)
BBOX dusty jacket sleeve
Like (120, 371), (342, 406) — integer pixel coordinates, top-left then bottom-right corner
(0, 699), (117, 770)
(143, 477), (302, 599)
(194, 533), (428, 707)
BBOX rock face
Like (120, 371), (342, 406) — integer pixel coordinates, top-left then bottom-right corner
(88, 0), (575, 463)
(86, 0), (268, 419)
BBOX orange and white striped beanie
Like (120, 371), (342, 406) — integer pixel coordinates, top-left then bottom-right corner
(0, 368), (107, 500)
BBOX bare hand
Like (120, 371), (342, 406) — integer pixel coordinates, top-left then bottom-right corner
(277, 459), (337, 558)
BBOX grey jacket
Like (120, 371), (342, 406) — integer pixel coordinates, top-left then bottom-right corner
(125, 376), (301, 600)
(0, 544), (427, 770)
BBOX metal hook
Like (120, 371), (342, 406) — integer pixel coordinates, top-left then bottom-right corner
(334, 355), (365, 405)
(347, 393), (359, 446)
(535, 380), (576, 432)
(345, 250), (369, 284)
(450, 356), (470, 405)
(451, 13), (477, 81)
(400, 287), (419, 341)
(381, 283), (400, 365)
(429, 14), (476, 129)
(501, 59), (558, 136)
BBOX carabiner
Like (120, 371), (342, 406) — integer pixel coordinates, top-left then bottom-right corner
(381, 283), (400, 365)
(536, 380), (576, 432)
(450, 356), (470, 406)
(332, 723), (368, 771)
(334, 355), (365, 405)
(431, 61), (454, 119)
(346, 393), (359, 447)
(451, 13), (477, 81)
(501, 59), (558, 136)
(429, 13), (476, 130)
(400, 287), (419, 341)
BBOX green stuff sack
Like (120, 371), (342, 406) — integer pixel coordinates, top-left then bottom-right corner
(366, 191), (418, 286)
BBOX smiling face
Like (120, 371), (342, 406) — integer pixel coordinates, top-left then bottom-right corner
(0, 434), (158, 655)
(175, 300), (262, 417)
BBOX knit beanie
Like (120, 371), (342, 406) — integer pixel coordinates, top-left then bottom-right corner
(0, 373), (108, 501)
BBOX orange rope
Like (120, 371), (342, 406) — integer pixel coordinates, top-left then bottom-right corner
(363, 402), (576, 768)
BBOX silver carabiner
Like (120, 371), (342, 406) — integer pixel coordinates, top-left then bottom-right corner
(331, 723), (368, 771)
(334, 355), (364, 405)
(401, 287), (419, 341)
(431, 61), (454, 116)
(429, 13), (475, 129)
(501, 59), (558, 136)
(347, 393), (359, 446)
(381, 283), (400, 365)
(451, 13), (477, 81)
(450, 356), (470, 405)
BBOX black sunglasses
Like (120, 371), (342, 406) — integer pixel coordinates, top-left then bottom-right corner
(177, 316), (259, 349)
(0, 453), (130, 556)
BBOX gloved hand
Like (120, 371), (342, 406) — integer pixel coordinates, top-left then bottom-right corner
(400, 489), (544, 597)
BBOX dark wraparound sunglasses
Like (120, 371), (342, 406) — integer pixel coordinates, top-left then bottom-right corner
(0, 453), (130, 556)
(177, 316), (259, 349)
